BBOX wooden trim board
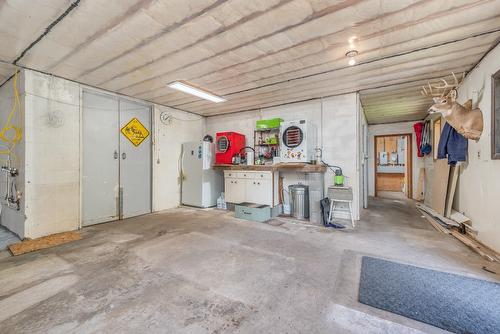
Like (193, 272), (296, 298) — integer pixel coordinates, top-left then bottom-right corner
(450, 229), (500, 262)
(9, 231), (82, 256)
(416, 203), (459, 227)
(444, 165), (459, 218)
(418, 204), (499, 263)
(213, 163), (326, 173)
(418, 209), (450, 234)
(406, 133), (413, 199)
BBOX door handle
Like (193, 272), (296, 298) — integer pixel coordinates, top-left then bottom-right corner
(113, 150), (118, 159)
(122, 152), (127, 160)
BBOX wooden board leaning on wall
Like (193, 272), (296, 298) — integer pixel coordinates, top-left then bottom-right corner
(417, 203), (500, 263)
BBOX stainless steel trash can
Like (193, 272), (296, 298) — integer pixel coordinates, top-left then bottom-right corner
(289, 184), (309, 219)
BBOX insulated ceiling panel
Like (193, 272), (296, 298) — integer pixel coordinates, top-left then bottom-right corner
(0, 63), (18, 87)
(0, 0), (499, 123)
(0, 0), (70, 63)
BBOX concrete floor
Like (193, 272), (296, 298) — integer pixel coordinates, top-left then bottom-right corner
(376, 191), (407, 200)
(0, 197), (498, 334)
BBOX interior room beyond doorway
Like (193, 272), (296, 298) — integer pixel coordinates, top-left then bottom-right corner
(374, 134), (412, 199)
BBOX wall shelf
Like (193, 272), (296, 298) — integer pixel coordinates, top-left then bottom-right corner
(254, 128), (280, 163)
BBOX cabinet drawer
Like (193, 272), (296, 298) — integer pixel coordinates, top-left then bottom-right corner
(253, 172), (271, 180)
(224, 170), (252, 178)
(241, 171), (272, 179)
(224, 170), (238, 178)
(224, 170), (272, 179)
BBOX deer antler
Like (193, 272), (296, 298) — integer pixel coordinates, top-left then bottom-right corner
(431, 72), (464, 89)
(421, 72), (465, 99)
(421, 82), (444, 97)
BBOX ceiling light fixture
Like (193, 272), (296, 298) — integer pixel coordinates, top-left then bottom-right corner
(346, 50), (358, 66)
(167, 81), (226, 103)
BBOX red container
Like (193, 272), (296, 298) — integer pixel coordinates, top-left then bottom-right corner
(215, 132), (246, 164)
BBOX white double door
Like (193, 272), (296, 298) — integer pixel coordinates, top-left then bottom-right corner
(82, 91), (151, 226)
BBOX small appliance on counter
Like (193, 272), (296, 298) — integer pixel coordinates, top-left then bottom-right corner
(215, 132), (245, 164)
(235, 146), (255, 165)
(231, 154), (241, 165)
(243, 147), (255, 165)
(280, 119), (317, 163)
(181, 141), (222, 208)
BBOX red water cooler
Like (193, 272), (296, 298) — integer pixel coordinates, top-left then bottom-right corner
(215, 132), (246, 164)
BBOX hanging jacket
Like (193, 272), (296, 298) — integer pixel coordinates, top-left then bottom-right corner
(438, 122), (468, 166)
(413, 122), (424, 157)
(420, 121), (432, 155)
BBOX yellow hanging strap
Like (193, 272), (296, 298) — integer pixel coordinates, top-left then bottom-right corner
(0, 71), (23, 166)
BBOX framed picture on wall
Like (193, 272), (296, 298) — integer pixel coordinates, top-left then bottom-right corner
(492, 69), (500, 159)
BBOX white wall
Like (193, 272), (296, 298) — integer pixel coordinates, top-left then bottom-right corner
(23, 70), (80, 238)
(0, 71), (26, 237)
(367, 121), (423, 199)
(153, 105), (204, 211)
(452, 43), (500, 252)
(205, 93), (362, 220)
(0, 69), (203, 238)
(359, 101), (368, 210)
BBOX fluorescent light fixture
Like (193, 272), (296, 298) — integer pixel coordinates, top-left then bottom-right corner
(167, 81), (226, 103)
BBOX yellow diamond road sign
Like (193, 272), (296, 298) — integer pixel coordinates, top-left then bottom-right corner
(121, 118), (149, 147)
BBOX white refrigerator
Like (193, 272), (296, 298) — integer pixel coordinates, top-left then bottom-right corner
(181, 141), (222, 208)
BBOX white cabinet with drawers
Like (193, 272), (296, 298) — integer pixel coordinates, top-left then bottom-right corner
(224, 170), (278, 206)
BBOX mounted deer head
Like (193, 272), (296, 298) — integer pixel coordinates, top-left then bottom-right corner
(423, 72), (483, 141)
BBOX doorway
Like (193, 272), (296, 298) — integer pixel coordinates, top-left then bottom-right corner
(374, 134), (412, 199)
(82, 90), (152, 226)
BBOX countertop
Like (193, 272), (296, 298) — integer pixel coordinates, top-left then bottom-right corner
(213, 163), (327, 173)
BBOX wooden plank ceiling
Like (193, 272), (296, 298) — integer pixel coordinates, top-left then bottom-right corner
(0, 0), (499, 123)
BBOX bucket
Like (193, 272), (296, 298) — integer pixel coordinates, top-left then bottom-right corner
(289, 184), (309, 219)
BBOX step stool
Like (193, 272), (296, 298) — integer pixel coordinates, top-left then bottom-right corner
(327, 186), (355, 228)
